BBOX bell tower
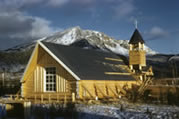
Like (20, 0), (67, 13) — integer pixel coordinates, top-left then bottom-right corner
(129, 29), (146, 73)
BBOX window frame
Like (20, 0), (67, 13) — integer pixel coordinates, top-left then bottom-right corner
(44, 67), (57, 92)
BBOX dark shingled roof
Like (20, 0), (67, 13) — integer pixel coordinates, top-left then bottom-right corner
(41, 41), (135, 81)
(129, 29), (145, 44)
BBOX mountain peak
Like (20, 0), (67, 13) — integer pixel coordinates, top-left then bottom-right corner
(5, 27), (157, 55)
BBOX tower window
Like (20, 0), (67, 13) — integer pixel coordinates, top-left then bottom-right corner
(133, 44), (139, 50)
(45, 67), (56, 92)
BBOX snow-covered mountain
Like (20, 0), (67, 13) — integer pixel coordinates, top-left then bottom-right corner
(43, 26), (156, 55)
(2, 27), (179, 78)
(6, 26), (156, 55)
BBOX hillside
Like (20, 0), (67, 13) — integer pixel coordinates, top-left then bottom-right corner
(5, 26), (156, 55)
(0, 26), (178, 78)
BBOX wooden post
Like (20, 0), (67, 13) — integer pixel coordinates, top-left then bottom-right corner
(24, 102), (31, 119)
(10, 95), (13, 100)
(15, 95), (18, 100)
(64, 94), (67, 104)
(138, 42), (141, 50)
(94, 84), (98, 100)
(57, 94), (59, 103)
(35, 94), (37, 103)
(106, 85), (109, 96)
(95, 96), (98, 101)
(56, 94), (58, 103)
(48, 94), (51, 103)
(72, 93), (75, 102)
(41, 94), (43, 103)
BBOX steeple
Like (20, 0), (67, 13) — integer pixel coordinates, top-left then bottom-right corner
(128, 28), (153, 81)
(129, 28), (146, 72)
(129, 29), (145, 44)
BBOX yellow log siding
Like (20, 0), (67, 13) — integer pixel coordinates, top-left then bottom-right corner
(21, 44), (39, 97)
(129, 50), (146, 66)
(78, 80), (136, 99)
(22, 43), (136, 101)
(22, 45), (76, 99)
(22, 70), (35, 98)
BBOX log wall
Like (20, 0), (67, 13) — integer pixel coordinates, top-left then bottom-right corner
(78, 80), (136, 99)
(22, 45), (76, 99)
(129, 51), (146, 66)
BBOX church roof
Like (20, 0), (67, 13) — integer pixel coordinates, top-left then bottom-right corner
(40, 41), (136, 81)
(129, 29), (145, 44)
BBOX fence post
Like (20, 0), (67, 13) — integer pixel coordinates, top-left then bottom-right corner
(34, 94), (37, 103)
(24, 101), (31, 119)
(72, 92), (75, 102)
(41, 94), (43, 103)
(57, 94), (59, 103)
(48, 94), (51, 103)
(64, 94), (67, 104)
(16, 94), (19, 100)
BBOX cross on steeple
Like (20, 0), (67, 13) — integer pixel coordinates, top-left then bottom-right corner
(134, 20), (138, 29)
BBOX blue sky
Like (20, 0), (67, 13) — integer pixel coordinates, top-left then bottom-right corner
(0, 0), (178, 54)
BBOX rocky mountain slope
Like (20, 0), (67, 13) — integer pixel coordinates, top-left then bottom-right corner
(0, 26), (178, 78)
(5, 26), (156, 55)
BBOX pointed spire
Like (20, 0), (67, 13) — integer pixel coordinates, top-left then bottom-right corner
(129, 29), (145, 44)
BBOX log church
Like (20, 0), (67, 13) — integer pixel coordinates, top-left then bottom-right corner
(21, 28), (152, 102)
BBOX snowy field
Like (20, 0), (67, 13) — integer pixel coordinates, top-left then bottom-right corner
(24, 102), (179, 119)
(1, 101), (179, 119)
(75, 102), (179, 119)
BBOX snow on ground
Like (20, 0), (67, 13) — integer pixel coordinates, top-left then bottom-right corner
(1, 100), (179, 119)
(75, 101), (179, 119)
(28, 101), (179, 119)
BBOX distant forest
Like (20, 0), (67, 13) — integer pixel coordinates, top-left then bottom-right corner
(0, 49), (32, 65)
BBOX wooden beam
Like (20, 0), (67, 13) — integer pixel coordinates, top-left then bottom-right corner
(41, 94), (43, 103)
(105, 72), (131, 75)
(106, 85), (118, 97)
(72, 92), (75, 102)
(105, 57), (123, 62)
(81, 85), (96, 99)
(64, 94), (67, 104)
(48, 94), (51, 103)
(116, 84), (126, 95)
(94, 84), (107, 97)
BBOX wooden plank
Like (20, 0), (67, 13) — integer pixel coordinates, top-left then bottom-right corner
(138, 77), (153, 95)
(129, 50), (146, 66)
(41, 94), (43, 103)
(81, 85), (96, 99)
(105, 72), (131, 75)
(106, 85), (118, 97)
(94, 84), (107, 97)
(78, 80), (136, 99)
(105, 57), (123, 62)
(48, 94), (51, 103)
(72, 93), (75, 102)
(116, 84), (126, 95)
